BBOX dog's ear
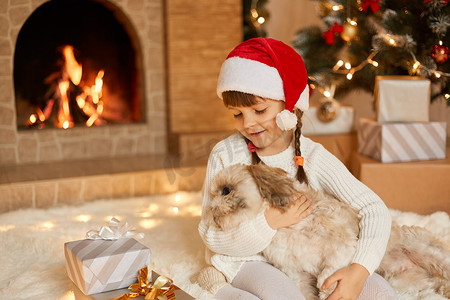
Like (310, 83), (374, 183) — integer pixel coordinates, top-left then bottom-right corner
(246, 163), (297, 210)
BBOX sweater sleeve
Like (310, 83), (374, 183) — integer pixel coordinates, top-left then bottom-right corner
(306, 142), (391, 274)
(198, 138), (277, 257)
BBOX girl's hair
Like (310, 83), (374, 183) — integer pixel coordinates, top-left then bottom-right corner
(222, 91), (309, 185)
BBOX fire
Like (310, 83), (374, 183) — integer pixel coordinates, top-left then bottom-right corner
(57, 80), (73, 129)
(26, 45), (105, 129)
(64, 45), (82, 86)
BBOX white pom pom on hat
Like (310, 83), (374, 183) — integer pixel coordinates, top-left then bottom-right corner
(217, 37), (309, 131)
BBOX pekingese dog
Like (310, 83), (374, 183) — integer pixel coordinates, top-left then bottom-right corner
(204, 163), (450, 299)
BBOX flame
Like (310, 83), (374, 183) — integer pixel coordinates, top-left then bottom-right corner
(63, 46), (82, 86)
(36, 107), (45, 122)
(26, 45), (106, 129)
(91, 70), (104, 104)
(76, 95), (85, 108)
(86, 113), (98, 127)
(28, 114), (37, 124)
(58, 80), (73, 129)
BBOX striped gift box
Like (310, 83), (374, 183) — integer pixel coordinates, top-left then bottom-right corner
(357, 119), (447, 163)
(64, 238), (151, 295)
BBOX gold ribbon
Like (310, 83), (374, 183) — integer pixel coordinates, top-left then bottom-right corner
(110, 265), (178, 300)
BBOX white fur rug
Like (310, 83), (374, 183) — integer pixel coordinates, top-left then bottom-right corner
(0, 191), (449, 300)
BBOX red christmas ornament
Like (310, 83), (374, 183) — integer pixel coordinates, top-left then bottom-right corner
(431, 44), (449, 64)
(323, 22), (343, 45)
(362, 0), (381, 13)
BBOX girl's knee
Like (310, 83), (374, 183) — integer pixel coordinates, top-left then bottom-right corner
(359, 273), (398, 300)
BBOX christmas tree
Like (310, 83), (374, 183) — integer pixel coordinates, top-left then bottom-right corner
(292, 0), (450, 104)
(243, 0), (269, 40)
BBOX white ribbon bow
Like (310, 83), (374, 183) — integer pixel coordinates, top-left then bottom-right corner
(86, 217), (144, 240)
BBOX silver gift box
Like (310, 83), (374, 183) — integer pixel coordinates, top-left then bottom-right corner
(375, 76), (430, 123)
(64, 238), (151, 295)
(357, 118), (447, 163)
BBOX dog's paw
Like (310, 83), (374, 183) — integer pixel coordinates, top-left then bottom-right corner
(317, 269), (337, 300)
(318, 288), (333, 300)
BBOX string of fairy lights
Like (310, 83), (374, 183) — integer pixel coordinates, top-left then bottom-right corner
(312, 1), (450, 101)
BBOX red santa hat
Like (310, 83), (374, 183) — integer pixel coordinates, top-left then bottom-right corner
(217, 37), (309, 131)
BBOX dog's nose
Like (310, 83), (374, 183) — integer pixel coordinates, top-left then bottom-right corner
(222, 186), (231, 195)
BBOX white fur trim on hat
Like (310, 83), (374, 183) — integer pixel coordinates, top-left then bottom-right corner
(276, 109), (298, 131)
(217, 57), (284, 101)
(295, 86), (310, 111)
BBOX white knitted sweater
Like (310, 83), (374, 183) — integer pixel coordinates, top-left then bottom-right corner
(198, 132), (392, 282)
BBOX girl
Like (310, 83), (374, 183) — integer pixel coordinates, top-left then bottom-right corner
(198, 38), (397, 300)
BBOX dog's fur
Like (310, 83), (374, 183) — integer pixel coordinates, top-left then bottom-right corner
(204, 163), (450, 299)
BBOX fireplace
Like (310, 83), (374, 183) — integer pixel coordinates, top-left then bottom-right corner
(14, 0), (143, 130)
(0, 0), (241, 214)
(0, 0), (166, 165)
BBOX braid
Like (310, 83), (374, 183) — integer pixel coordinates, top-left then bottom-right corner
(244, 137), (262, 164)
(294, 109), (309, 185)
(252, 151), (261, 164)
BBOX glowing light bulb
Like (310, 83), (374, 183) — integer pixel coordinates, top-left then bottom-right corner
(175, 195), (181, 202)
(332, 60), (345, 71)
(139, 219), (162, 229)
(75, 214), (91, 222)
(369, 60), (378, 67)
(389, 39), (395, 45)
(257, 17), (265, 24)
(346, 72), (353, 80)
(172, 207), (179, 214)
(435, 72), (441, 78)
(41, 221), (54, 229)
(345, 62), (351, 70)
(324, 90), (331, 98)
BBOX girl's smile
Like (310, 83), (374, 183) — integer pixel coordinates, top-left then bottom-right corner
(249, 130), (265, 138)
(227, 97), (293, 156)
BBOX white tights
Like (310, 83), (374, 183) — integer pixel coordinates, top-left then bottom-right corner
(215, 262), (397, 300)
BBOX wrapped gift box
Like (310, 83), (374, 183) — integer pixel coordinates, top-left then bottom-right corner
(375, 76), (430, 123)
(357, 118), (446, 163)
(302, 105), (354, 135)
(64, 238), (151, 295)
(350, 149), (450, 214)
(308, 133), (357, 169)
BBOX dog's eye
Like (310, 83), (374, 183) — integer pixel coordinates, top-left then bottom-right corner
(222, 186), (232, 195)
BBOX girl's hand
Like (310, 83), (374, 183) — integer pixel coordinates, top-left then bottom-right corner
(265, 192), (312, 230)
(322, 263), (369, 300)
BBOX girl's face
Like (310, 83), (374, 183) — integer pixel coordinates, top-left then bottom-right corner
(227, 97), (293, 155)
